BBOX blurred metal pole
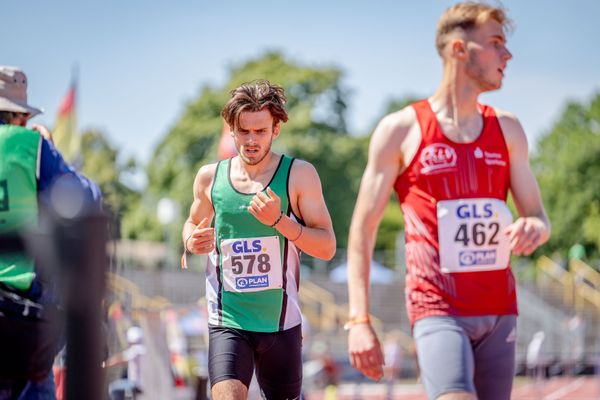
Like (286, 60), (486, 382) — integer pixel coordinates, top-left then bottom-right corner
(54, 214), (108, 400)
(195, 376), (208, 400)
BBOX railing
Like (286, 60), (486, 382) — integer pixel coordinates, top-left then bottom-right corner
(536, 256), (600, 316)
(106, 272), (171, 311)
(536, 256), (574, 305)
(299, 280), (414, 352)
(300, 280), (343, 332)
(570, 259), (600, 312)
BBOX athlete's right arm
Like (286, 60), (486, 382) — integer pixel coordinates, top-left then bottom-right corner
(182, 164), (217, 255)
(347, 109), (413, 381)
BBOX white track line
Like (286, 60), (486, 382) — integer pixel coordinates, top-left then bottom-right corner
(542, 377), (585, 400)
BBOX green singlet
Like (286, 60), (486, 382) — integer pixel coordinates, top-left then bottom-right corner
(205, 155), (302, 332)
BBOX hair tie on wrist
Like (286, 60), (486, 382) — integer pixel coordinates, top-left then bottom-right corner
(270, 211), (284, 228)
(291, 224), (303, 242)
(185, 234), (193, 253)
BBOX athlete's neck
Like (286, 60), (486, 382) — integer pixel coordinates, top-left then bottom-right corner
(431, 63), (482, 125)
(234, 152), (279, 181)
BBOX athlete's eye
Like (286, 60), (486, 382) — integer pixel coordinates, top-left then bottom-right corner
(492, 39), (504, 49)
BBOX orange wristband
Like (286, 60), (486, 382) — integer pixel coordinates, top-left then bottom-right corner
(343, 315), (371, 330)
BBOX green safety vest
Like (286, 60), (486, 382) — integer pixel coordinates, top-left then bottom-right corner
(0, 125), (40, 291)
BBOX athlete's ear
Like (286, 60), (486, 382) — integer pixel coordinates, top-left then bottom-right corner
(272, 122), (281, 138)
(451, 39), (467, 61)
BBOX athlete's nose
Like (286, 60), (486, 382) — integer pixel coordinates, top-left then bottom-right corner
(502, 45), (512, 61)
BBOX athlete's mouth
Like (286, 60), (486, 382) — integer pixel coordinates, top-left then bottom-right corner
(244, 147), (260, 156)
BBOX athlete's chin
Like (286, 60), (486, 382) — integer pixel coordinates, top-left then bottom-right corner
(240, 156), (258, 165)
(481, 81), (502, 92)
(240, 154), (263, 166)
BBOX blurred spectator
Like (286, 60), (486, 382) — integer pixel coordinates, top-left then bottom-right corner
(526, 331), (547, 380)
(311, 340), (339, 388)
(564, 313), (586, 375)
(0, 65), (101, 400)
(383, 333), (403, 382)
(104, 326), (146, 400)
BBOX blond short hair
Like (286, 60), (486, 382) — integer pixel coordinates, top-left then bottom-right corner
(436, 2), (513, 57)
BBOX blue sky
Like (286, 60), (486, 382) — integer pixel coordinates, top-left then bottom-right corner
(4, 1), (600, 165)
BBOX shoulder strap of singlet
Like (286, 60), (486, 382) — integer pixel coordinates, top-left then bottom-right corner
(210, 158), (228, 201)
(411, 99), (438, 142)
(478, 103), (507, 146)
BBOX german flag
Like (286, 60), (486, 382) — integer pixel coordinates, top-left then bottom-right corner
(53, 78), (79, 163)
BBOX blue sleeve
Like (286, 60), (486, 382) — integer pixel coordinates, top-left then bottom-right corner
(39, 138), (103, 213)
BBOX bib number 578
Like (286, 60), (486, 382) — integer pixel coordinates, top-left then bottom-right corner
(230, 254), (271, 275)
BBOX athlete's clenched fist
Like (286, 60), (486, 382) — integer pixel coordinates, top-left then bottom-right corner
(248, 187), (282, 227)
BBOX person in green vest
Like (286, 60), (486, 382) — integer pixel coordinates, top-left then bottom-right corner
(0, 65), (101, 400)
(182, 80), (336, 400)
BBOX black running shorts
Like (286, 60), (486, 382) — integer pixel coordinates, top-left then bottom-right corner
(208, 324), (303, 399)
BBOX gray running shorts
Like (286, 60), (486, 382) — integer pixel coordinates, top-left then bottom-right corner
(413, 314), (517, 400)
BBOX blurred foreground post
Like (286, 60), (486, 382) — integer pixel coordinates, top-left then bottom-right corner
(53, 213), (108, 400)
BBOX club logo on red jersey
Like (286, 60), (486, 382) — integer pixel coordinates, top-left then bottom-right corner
(420, 143), (457, 174)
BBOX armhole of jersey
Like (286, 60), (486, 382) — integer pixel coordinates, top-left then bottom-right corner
(211, 161), (224, 324)
(396, 102), (426, 182)
(266, 154), (285, 192)
(210, 160), (224, 222)
(286, 157), (304, 225)
(489, 105), (510, 158)
(485, 105), (511, 179)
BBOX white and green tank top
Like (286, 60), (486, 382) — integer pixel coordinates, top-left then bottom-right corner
(206, 155), (302, 332)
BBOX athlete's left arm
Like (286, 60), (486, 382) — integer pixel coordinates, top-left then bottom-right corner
(252, 160), (336, 260)
(499, 110), (551, 256)
(289, 160), (336, 259)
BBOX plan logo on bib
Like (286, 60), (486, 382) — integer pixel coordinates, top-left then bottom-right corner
(236, 275), (270, 290)
(459, 250), (497, 267)
(420, 143), (457, 174)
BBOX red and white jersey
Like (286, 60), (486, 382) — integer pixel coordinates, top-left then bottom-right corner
(394, 99), (518, 325)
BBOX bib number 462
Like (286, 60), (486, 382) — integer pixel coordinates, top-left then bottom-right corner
(454, 222), (500, 247)
(230, 254), (271, 275)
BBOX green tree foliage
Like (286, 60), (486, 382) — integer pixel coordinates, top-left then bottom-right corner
(78, 130), (142, 236)
(533, 93), (600, 257)
(283, 133), (368, 248)
(139, 51), (366, 249)
(382, 96), (422, 117)
(129, 52), (422, 259)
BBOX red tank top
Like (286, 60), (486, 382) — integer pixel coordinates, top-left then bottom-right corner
(394, 100), (517, 325)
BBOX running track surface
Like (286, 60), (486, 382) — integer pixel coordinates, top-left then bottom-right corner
(305, 377), (600, 400)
